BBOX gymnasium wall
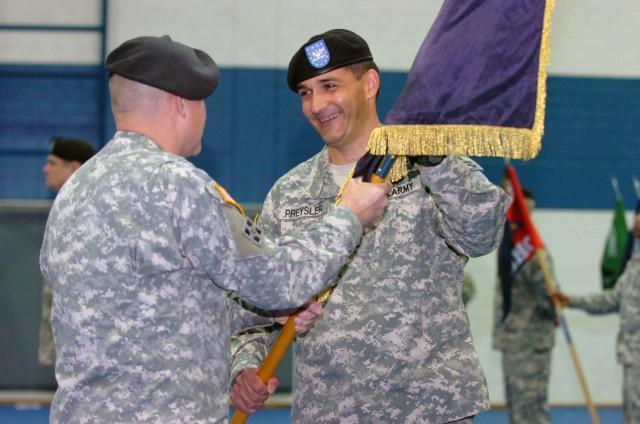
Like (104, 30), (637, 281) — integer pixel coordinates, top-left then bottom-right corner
(1, 0), (639, 405)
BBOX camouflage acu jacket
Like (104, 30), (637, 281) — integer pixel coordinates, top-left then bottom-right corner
(232, 147), (509, 423)
(40, 132), (363, 424)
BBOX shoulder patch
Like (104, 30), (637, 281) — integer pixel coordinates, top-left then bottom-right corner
(214, 183), (246, 216)
(242, 217), (263, 246)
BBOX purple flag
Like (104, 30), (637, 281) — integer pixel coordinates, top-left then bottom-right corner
(369, 0), (555, 160)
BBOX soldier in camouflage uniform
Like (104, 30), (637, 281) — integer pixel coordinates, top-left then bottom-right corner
(230, 29), (509, 423)
(552, 213), (640, 424)
(39, 136), (96, 366)
(492, 189), (557, 424)
(39, 35), (390, 424)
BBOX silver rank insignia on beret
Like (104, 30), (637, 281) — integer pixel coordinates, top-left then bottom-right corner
(305, 40), (330, 69)
(242, 217), (263, 246)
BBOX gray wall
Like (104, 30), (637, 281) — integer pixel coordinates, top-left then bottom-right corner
(0, 203), (56, 389)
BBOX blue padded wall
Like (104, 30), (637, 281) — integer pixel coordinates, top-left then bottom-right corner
(0, 65), (105, 200)
(1, 65), (639, 209)
(475, 77), (640, 209)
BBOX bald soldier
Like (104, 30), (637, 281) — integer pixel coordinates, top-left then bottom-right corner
(40, 35), (390, 424)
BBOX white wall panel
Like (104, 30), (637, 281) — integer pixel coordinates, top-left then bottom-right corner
(548, 0), (640, 78)
(104, 0), (440, 70)
(3, 0), (640, 77)
(0, 31), (101, 65)
(106, 0), (640, 77)
(264, 0), (442, 71)
(105, 1), (236, 65)
(0, 0), (101, 26)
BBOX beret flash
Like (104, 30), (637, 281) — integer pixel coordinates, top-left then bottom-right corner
(105, 35), (219, 100)
(287, 29), (374, 92)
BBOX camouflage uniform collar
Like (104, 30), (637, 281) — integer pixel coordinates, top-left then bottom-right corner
(112, 131), (167, 153)
(306, 146), (342, 200)
(308, 148), (424, 199)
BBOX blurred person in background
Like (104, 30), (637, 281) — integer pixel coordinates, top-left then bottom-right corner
(551, 213), (640, 424)
(39, 136), (96, 366)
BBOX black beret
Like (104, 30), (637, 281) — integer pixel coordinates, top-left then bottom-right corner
(50, 137), (96, 164)
(287, 29), (373, 92)
(105, 35), (219, 100)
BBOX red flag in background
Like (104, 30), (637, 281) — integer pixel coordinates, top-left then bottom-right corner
(505, 165), (544, 255)
(498, 164), (545, 319)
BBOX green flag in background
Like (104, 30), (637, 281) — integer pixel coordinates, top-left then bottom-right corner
(601, 178), (628, 290)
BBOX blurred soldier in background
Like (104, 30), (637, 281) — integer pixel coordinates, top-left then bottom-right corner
(39, 136), (96, 366)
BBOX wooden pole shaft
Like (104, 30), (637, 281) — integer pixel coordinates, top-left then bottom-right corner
(231, 313), (298, 424)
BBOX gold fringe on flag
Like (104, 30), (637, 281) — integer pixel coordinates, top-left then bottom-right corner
(368, 0), (554, 183)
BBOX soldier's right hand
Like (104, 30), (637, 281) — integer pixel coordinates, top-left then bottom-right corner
(548, 291), (570, 308)
(339, 177), (392, 228)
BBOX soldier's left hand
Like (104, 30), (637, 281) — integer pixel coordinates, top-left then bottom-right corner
(274, 300), (324, 333)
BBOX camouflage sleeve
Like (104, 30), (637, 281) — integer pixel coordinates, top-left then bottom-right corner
(172, 166), (363, 311)
(228, 296), (275, 385)
(417, 156), (509, 257)
(230, 327), (276, 385)
(229, 189), (284, 383)
(569, 283), (622, 314)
